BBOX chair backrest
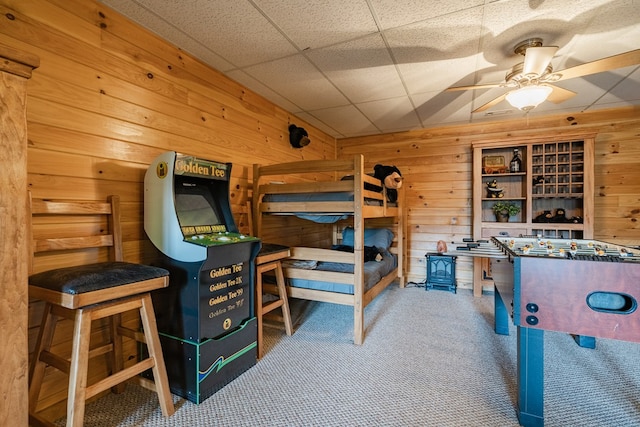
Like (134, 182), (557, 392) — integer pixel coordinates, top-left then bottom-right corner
(29, 193), (123, 273)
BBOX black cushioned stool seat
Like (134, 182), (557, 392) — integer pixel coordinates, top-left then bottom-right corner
(29, 261), (169, 296)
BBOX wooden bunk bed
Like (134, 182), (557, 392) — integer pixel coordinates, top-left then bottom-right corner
(252, 154), (405, 345)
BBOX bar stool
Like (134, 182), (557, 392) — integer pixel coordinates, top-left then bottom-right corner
(28, 194), (175, 426)
(255, 243), (293, 358)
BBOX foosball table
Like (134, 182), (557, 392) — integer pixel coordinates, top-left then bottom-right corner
(447, 236), (640, 427)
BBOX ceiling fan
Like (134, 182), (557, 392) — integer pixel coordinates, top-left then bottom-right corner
(447, 38), (640, 113)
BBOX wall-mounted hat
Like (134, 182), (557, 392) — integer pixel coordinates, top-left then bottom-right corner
(289, 124), (310, 148)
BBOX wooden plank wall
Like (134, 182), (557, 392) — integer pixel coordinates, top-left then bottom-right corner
(339, 108), (640, 287)
(2, 0), (639, 421)
(0, 0), (336, 247)
(0, 0), (335, 420)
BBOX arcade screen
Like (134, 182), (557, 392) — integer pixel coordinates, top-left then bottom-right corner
(174, 180), (225, 234)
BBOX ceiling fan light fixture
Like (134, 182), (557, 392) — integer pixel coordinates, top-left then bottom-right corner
(506, 85), (553, 111)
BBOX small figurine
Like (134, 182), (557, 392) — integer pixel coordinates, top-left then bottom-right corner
(570, 216), (583, 224)
(533, 210), (553, 223)
(551, 208), (569, 223)
(486, 179), (504, 198)
(619, 248), (632, 257)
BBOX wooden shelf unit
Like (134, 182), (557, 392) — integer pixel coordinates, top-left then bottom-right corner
(471, 134), (595, 296)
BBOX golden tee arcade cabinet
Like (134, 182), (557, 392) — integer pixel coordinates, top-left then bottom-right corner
(144, 151), (260, 403)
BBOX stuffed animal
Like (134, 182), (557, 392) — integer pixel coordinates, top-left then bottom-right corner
(332, 244), (383, 262)
(532, 175), (545, 186)
(486, 179), (504, 198)
(372, 164), (403, 203)
(342, 164), (403, 203)
(551, 208), (569, 223)
(533, 210), (553, 223)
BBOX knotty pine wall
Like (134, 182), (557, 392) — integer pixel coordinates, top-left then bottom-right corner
(2, 0), (640, 421)
(0, 0), (336, 250)
(339, 107), (640, 286)
(1, 0), (335, 419)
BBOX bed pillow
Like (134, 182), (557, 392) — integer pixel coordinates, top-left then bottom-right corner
(341, 227), (394, 250)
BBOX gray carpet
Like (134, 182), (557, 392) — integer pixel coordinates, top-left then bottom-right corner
(58, 286), (640, 426)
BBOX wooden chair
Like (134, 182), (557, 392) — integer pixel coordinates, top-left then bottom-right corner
(28, 194), (175, 427)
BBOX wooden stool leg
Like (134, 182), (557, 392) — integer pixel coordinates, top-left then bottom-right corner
(274, 262), (293, 336)
(255, 264), (266, 359)
(139, 294), (175, 417)
(67, 309), (93, 427)
(29, 303), (56, 413)
(109, 313), (126, 394)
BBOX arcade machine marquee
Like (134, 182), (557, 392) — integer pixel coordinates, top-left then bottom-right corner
(144, 151), (260, 403)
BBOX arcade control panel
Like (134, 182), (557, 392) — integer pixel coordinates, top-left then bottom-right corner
(186, 231), (256, 247)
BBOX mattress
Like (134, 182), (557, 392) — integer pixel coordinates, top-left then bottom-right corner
(262, 192), (395, 223)
(285, 251), (397, 294)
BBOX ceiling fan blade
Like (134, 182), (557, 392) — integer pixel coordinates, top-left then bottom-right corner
(554, 49), (640, 81)
(523, 46), (558, 75)
(446, 83), (502, 92)
(473, 93), (507, 113)
(546, 85), (577, 104)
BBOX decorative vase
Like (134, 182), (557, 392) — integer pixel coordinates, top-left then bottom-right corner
(496, 211), (510, 222)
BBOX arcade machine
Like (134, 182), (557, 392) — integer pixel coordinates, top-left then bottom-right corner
(144, 151), (260, 404)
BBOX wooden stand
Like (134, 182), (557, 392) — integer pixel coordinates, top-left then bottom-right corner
(256, 244), (293, 359)
(471, 135), (595, 296)
(0, 43), (39, 427)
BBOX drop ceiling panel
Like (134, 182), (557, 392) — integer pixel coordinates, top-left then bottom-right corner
(386, 7), (486, 94)
(599, 67), (640, 104)
(413, 91), (476, 126)
(311, 105), (380, 137)
(243, 55), (349, 111)
(124, 0), (299, 68)
(371, 0), (485, 30)
(225, 69), (302, 113)
(357, 97), (422, 133)
(306, 33), (407, 103)
(100, 0), (640, 138)
(253, 0), (379, 49)
(100, 0), (235, 71)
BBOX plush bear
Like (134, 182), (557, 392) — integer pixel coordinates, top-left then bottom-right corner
(342, 164), (403, 203)
(532, 175), (545, 186)
(288, 124), (310, 148)
(486, 179), (504, 198)
(372, 164), (403, 203)
(533, 210), (553, 223)
(551, 208), (570, 223)
(332, 244), (383, 262)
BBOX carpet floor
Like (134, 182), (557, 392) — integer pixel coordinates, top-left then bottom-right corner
(56, 285), (640, 426)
